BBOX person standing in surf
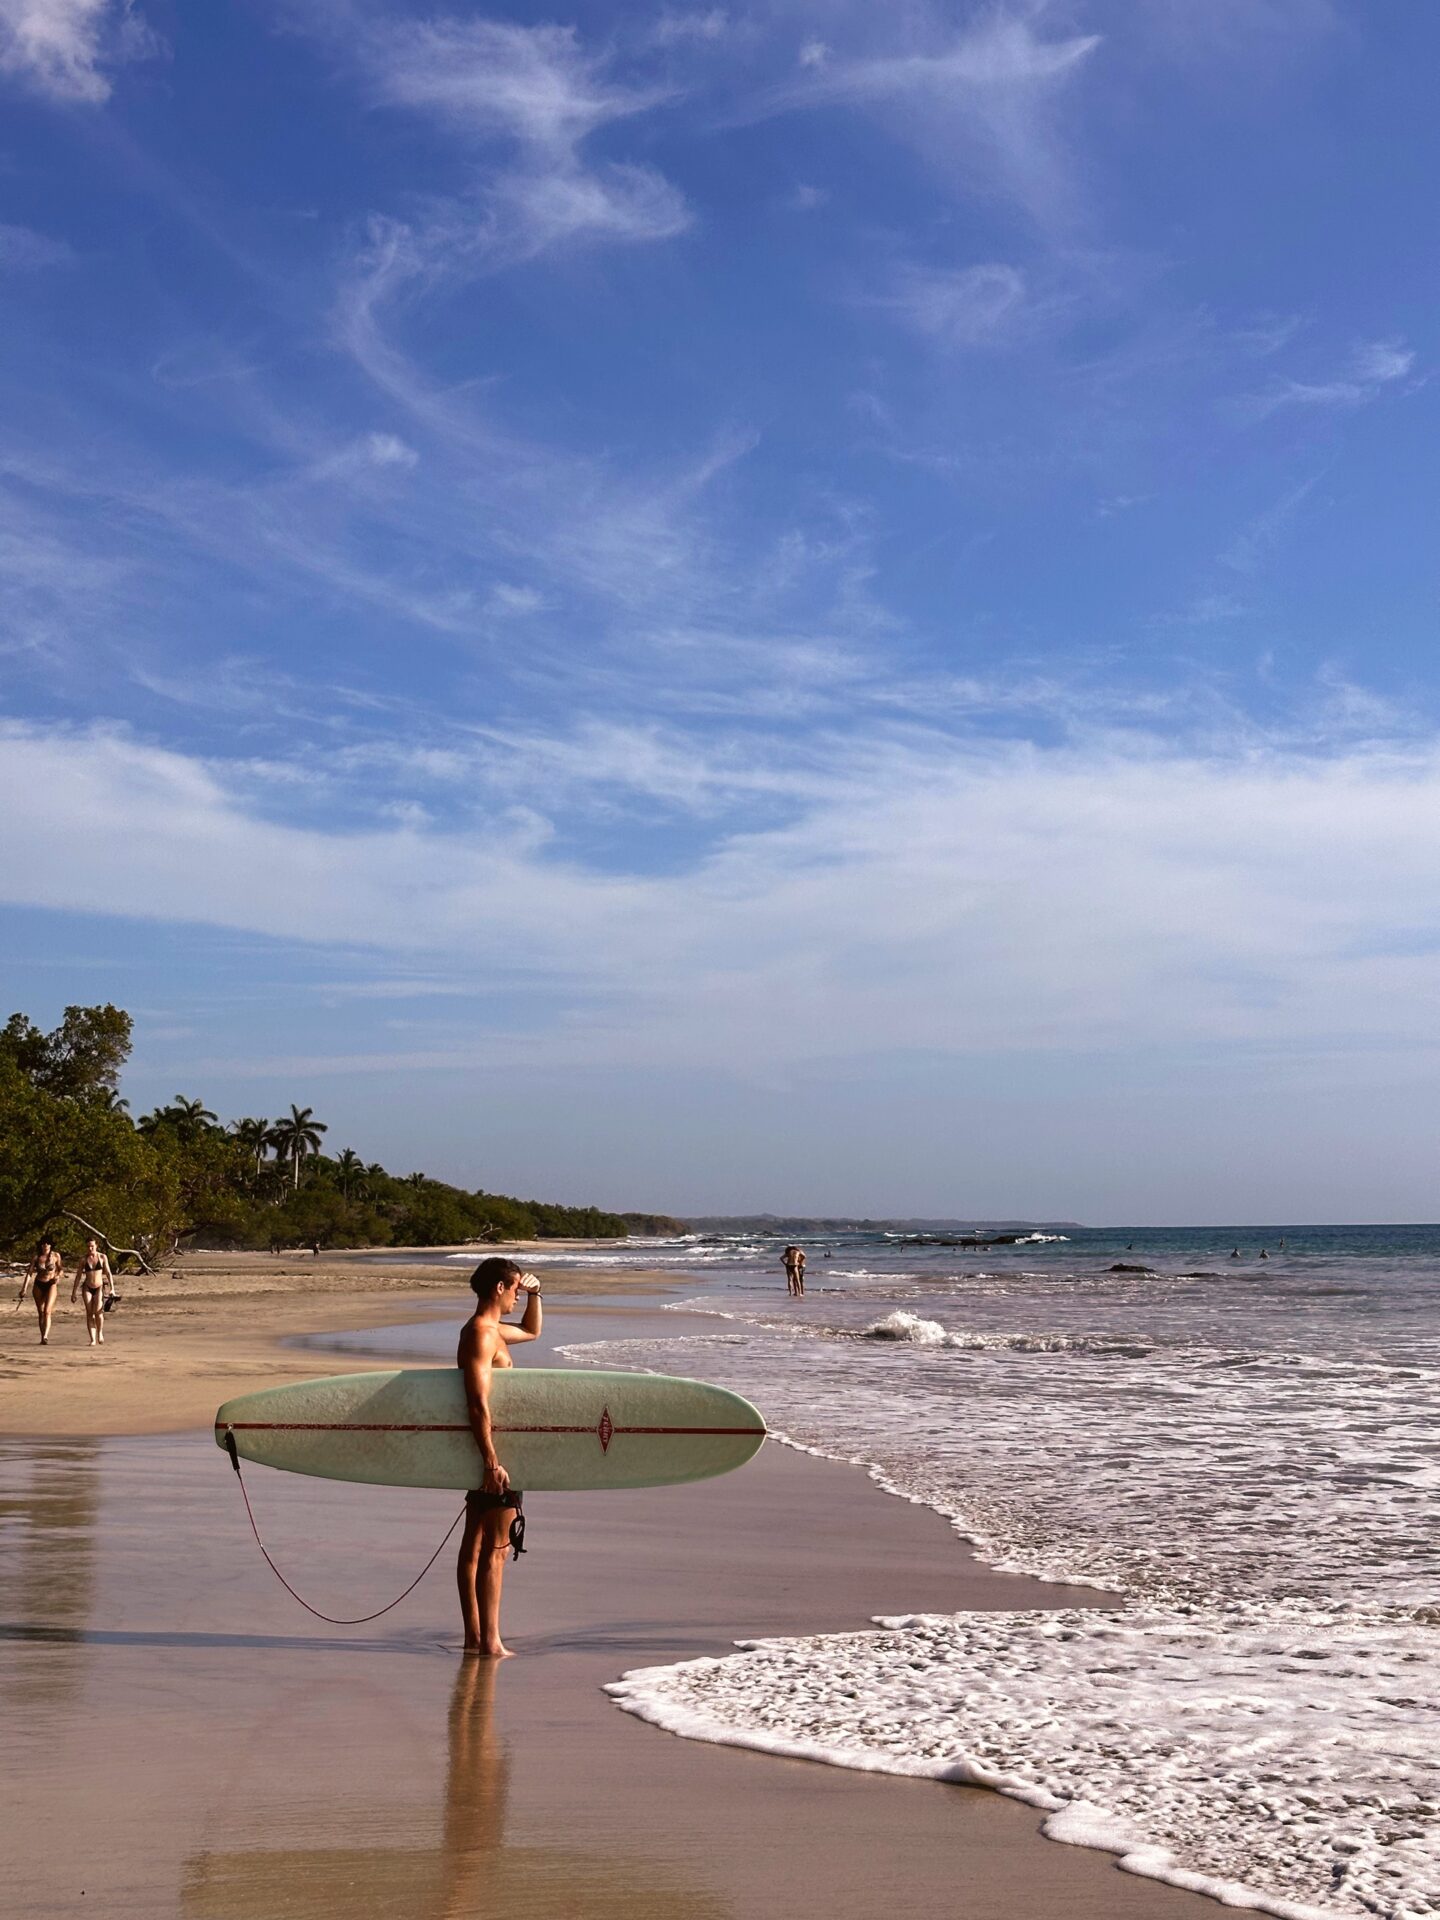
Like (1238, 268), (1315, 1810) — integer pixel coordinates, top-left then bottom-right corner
(457, 1257), (542, 1657)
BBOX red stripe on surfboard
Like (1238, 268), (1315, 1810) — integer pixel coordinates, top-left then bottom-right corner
(216, 1420), (762, 1437)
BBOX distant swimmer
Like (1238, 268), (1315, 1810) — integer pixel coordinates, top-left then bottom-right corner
(17, 1236), (64, 1345)
(1260, 1248), (1269, 1259)
(1230, 1248), (1240, 1259)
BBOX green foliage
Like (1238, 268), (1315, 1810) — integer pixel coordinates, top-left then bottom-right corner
(0, 1054), (180, 1257)
(0, 1004), (132, 1102)
(620, 1211), (689, 1235)
(0, 1002), (652, 1257)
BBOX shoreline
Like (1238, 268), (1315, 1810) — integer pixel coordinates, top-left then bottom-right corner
(0, 1261), (1230, 1918)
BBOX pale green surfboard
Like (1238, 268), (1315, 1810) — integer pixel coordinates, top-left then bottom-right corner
(214, 1367), (766, 1492)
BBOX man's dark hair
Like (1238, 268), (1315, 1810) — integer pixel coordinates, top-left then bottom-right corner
(470, 1256), (524, 1302)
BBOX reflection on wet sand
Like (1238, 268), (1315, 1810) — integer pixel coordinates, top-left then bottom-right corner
(183, 1659), (729, 1920)
(0, 1437), (100, 1716)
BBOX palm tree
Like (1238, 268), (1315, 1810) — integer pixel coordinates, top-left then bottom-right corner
(256, 1158), (288, 1203)
(145, 1095), (217, 1144)
(230, 1117), (271, 1184)
(405, 1171), (427, 1192)
(269, 1105), (327, 1191)
(335, 1147), (364, 1201)
(96, 1087), (130, 1115)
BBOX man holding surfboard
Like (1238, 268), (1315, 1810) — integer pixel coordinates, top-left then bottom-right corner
(457, 1257), (543, 1657)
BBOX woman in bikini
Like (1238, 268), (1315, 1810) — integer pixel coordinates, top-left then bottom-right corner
(18, 1237), (64, 1345)
(456, 1257), (542, 1657)
(72, 1238), (113, 1348)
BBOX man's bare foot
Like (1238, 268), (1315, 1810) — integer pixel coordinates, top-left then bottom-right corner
(462, 1641), (514, 1659)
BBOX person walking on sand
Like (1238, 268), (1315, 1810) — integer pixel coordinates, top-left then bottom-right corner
(17, 1237), (64, 1345)
(457, 1257), (542, 1658)
(72, 1238), (113, 1348)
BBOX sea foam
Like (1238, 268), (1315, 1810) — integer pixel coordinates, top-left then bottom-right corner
(575, 1259), (1440, 1920)
(608, 1605), (1437, 1920)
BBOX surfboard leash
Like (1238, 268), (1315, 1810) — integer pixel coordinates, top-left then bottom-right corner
(222, 1428), (468, 1626)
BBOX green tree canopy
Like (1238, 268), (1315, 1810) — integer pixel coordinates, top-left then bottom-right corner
(0, 1004), (132, 1102)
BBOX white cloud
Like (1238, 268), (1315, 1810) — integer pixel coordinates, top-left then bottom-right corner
(347, 14), (691, 263)
(487, 158), (691, 258)
(367, 17), (661, 150)
(753, 10), (1101, 229)
(0, 220), (75, 267)
(361, 431), (418, 469)
(1350, 339), (1415, 386)
(486, 583), (548, 617)
(781, 182), (828, 213)
(879, 262), (1029, 347)
(1220, 472), (1323, 574)
(1246, 337), (1418, 416)
(8, 715), (1440, 1076)
(0, 0), (157, 104)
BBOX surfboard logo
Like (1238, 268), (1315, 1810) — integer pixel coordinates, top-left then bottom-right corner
(598, 1407), (614, 1453)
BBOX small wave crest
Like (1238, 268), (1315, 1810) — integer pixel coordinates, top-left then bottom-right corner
(864, 1310), (952, 1346)
(862, 1311), (1156, 1358)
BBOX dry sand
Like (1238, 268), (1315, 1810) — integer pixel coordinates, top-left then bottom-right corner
(0, 1246), (673, 1438)
(0, 1274), (1227, 1918)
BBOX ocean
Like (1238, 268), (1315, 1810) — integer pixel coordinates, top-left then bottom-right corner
(535, 1224), (1440, 1920)
(325, 1226), (1438, 1918)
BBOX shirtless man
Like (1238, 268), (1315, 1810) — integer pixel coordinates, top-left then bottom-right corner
(17, 1237), (64, 1345)
(456, 1257), (542, 1657)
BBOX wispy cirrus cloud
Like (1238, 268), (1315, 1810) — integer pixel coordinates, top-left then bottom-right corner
(876, 261), (1030, 348)
(0, 0), (159, 104)
(751, 8), (1102, 228)
(0, 220), (76, 267)
(1245, 337), (1418, 417)
(340, 12), (691, 263)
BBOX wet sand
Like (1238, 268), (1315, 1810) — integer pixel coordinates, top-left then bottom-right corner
(1, 1296), (1227, 1919)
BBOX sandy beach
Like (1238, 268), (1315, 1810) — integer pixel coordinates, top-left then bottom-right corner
(1, 1259), (1227, 1918)
(0, 1247), (675, 1437)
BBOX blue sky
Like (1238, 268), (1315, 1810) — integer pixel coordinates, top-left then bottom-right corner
(2, 1), (1437, 1222)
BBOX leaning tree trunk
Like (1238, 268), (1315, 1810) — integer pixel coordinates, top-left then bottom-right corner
(61, 1210), (157, 1274)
